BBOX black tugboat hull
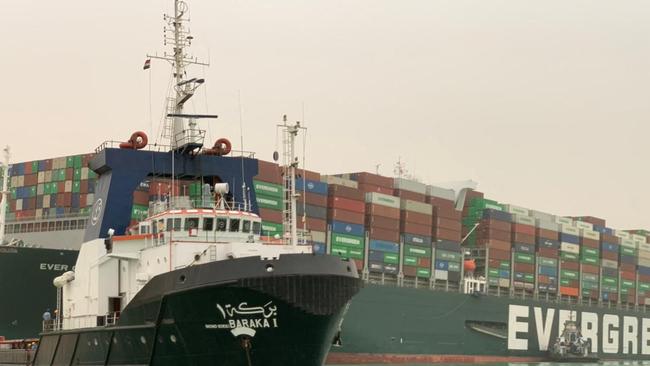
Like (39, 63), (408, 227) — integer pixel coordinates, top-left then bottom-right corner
(33, 254), (361, 366)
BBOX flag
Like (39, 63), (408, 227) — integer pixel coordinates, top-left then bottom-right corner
(143, 59), (151, 70)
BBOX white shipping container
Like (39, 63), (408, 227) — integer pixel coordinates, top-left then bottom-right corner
(580, 229), (600, 240)
(512, 214), (535, 226)
(560, 224), (580, 236)
(320, 175), (357, 189)
(639, 243), (650, 252)
(632, 234), (647, 243)
(10, 176), (17, 187)
(425, 185), (455, 201)
(621, 238), (636, 249)
(601, 259), (618, 269)
(575, 221), (593, 230)
(35, 208), (43, 218)
(536, 219), (559, 232)
(615, 231), (631, 239)
(434, 269), (448, 280)
(64, 181), (72, 193)
(393, 177), (426, 194)
(86, 194), (95, 206)
(365, 192), (400, 209)
(400, 199), (432, 215)
(15, 199), (22, 211)
(81, 167), (89, 180)
(37, 184), (44, 195)
(503, 204), (529, 216)
(16, 176), (24, 187)
(555, 217), (573, 225)
(37, 172), (45, 184)
(638, 254), (650, 264)
(43, 196), (50, 209)
(310, 230), (326, 243)
(44, 171), (52, 183)
(530, 210), (556, 223)
(498, 278), (511, 288)
(560, 242), (580, 254)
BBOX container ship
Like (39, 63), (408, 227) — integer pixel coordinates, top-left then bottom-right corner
(4, 1), (650, 364)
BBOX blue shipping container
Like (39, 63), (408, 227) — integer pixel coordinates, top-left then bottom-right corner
(537, 238), (560, 249)
(368, 250), (385, 262)
(295, 178), (328, 196)
(330, 220), (364, 237)
(538, 266), (557, 276)
(312, 242), (326, 254)
(435, 260), (449, 270)
(601, 242), (619, 253)
(514, 243), (535, 253)
(482, 209), (512, 222)
(369, 240), (399, 253)
(499, 269), (510, 278)
(639, 266), (650, 276)
(560, 233), (579, 244)
(403, 233), (431, 247)
(435, 240), (461, 252)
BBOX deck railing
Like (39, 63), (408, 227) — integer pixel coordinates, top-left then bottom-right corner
(0, 349), (35, 364)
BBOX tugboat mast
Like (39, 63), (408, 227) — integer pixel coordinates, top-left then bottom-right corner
(279, 116), (306, 247)
(0, 146), (10, 245)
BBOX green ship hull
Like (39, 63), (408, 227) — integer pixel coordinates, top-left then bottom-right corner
(33, 254), (361, 366)
(328, 284), (650, 363)
(0, 247), (78, 340)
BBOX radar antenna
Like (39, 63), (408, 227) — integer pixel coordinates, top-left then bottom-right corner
(147, 0), (217, 153)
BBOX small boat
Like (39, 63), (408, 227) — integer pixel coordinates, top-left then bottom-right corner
(549, 318), (599, 362)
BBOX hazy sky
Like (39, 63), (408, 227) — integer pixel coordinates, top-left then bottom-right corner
(2, 0), (650, 229)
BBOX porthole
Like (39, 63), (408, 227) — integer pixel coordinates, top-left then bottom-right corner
(157, 258), (161, 264)
(93, 338), (98, 346)
(140, 336), (147, 344)
(179, 275), (186, 283)
(265, 264), (274, 273)
(170, 334), (177, 343)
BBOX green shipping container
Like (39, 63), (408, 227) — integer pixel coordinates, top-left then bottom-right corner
(560, 270), (578, 280)
(417, 268), (430, 278)
(582, 247), (599, 256)
(261, 221), (283, 235)
(331, 245), (348, 257)
(73, 169), (81, 181)
(73, 155), (82, 168)
(131, 204), (148, 220)
(580, 255), (599, 265)
(640, 283), (650, 291)
(72, 181), (81, 193)
(560, 252), (579, 261)
(384, 253), (399, 264)
(405, 245), (431, 258)
(403, 256), (418, 266)
(436, 250), (460, 262)
(499, 261), (511, 269)
(253, 180), (283, 198)
(514, 253), (534, 264)
(582, 281), (599, 290)
(66, 157), (74, 168)
(29, 186), (36, 197)
(331, 233), (364, 248)
(523, 273), (535, 283)
(538, 257), (557, 267)
(31, 161), (39, 173)
(621, 246), (637, 256)
(602, 276), (618, 286)
(621, 279), (635, 289)
(488, 268), (500, 278)
(448, 262), (461, 272)
(256, 194), (283, 210)
(582, 273), (599, 282)
(347, 248), (364, 260)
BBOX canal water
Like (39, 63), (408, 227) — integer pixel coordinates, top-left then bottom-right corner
(332, 363), (650, 366)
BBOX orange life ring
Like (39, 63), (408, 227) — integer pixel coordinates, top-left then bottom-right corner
(119, 131), (148, 150)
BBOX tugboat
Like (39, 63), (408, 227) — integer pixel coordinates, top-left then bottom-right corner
(29, 1), (361, 364)
(549, 317), (599, 362)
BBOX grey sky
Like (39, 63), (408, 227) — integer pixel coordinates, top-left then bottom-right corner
(2, 0), (649, 229)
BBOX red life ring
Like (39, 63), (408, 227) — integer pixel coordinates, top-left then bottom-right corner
(119, 131), (148, 150)
(213, 138), (232, 156)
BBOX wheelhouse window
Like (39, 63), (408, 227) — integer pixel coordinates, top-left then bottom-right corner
(62, 221), (69, 231)
(252, 222), (261, 235)
(185, 217), (199, 231)
(48, 222), (55, 231)
(229, 218), (240, 232)
(203, 218), (214, 231)
(173, 218), (181, 231)
(166, 218), (173, 231)
(69, 221), (77, 230)
(55, 222), (62, 231)
(216, 218), (227, 232)
(242, 220), (251, 233)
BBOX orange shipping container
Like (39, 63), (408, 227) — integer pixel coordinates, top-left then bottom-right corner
(365, 204), (400, 220)
(435, 217), (461, 231)
(357, 183), (394, 195)
(429, 198), (456, 212)
(560, 286), (579, 297)
(328, 196), (365, 213)
(536, 228), (558, 240)
(401, 211), (433, 226)
(394, 189), (426, 203)
(434, 227), (462, 241)
(511, 223), (535, 236)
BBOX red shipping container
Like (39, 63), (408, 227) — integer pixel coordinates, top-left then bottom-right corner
(434, 227), (461, 241)
(298, 192), (327, 207)
(353, 172), (394, 188)
(514, 263), (534, 273)
(620, 263), (636, 272)
(601, 233), (619, 243)
(433, 206), (461, 220)
(9, 199), (16, 212)
(402, 265), (417, 277)
(80, 180), (89, 194)
(584, 290), (599, 300)
(621, 271), (636, 281)
(435, 217), (461, 231)
(80, 194), (88, 208)
(297, 169), (320, 182)
(477, 239), (511, 252)
(464, 190), (484, 204)
(480, 219), (511, 232)
(64, 193), (72, 207)
(574, 216), (606, 227)
(133, 190), (150, 205)
(512, 232), (535, 245)
(418, 257), (431, 268)
(365, 204), (400, 220)
(478, 228), (511, 242)
(601, 251), (617, 261)
(328, 209), (365, 225)
(24, 174), (37, 186)
(536, 228), (559, 240)
(512, 224), (535, 236)
(488, 259), (503, 268)
(560, 286), (579, 297)
(580, 238), (599, 248)
(537, 247), (559, 258)
(352, 259), (363, 272)
(560, 260), (579, 271)
(297, 218), (326, 232)
(357, 183), (393, 195)
(259, 208), (283, 223)
(582, 264), (600, 274)
(24, 162), (33, 175)
(401, 222), (432, 236)
(366, 215), (400, 231)
(639, 274), (650, 283)
(401, 211), (433, 226)
(538, 275), (552, 285)
(45, 159), (53, 171)
(328, 185), (364, 201)
(369, 226), (399, 242)
(65, 168), (73, 181)
(56, 194), (65, 207)
(394, 189), (426, 203)
(329, 196), (365, 213)
(607, 293), (619, 302)
(427, 196), (456, 211)
(489, 248), (510, 261)
(257, 160), (282, 184)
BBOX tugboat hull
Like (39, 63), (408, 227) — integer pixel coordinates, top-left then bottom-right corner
(33, 254), (361, 366)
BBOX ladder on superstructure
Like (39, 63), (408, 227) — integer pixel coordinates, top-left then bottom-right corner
(279, 115), (306, 247)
